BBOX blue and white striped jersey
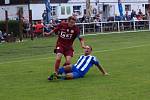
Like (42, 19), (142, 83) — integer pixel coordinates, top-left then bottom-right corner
(73, 55), (100, 76)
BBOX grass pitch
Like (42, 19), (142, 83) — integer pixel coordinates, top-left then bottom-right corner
(0, 32), (150, 100)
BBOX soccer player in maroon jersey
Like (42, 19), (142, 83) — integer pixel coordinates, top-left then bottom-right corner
(45, 16), (86, 74)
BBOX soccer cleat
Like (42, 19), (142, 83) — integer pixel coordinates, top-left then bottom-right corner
(48, 73), (58, 81)
(53, 73), (58, 80)
(47, 75), (53, 80)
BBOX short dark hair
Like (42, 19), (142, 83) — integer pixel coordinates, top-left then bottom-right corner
(89, 46), (92, 51)
(68, 16), (76, 22)
(87, 45), (92, 51)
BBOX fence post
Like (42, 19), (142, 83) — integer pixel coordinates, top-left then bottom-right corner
(18, 8), (23, 42)
(118, 21), (120, 32)
(82, 23), (85, 36)
(149, 20), (150, 31)
(29, 10), (34, 40)
(133, 20), (136, 31)
(94, 23), (96, 32)
(101, 22), (103, 33)
(5, 10), (8, 35)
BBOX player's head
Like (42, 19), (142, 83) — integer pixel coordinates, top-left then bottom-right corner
(68, 16), (76, 27)
(84, 46), (92, 55)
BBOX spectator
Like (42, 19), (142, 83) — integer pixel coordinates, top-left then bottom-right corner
(132, 15), (138, 21)
(81, 14), (86, 23)
(33, 21), (44, 37)
(107, 17), (115, 21)
(2, 32), (16, 43)
(124, 11), (130, 21)
(94, 15), (101, 32)
(137, 9), (143, 20)
(131, 10), (136, 20)
(72, 12), (77, 19)
(138, 9), (143, 16)
(42, 10), (47, 24)
(115, 15), (122, 21)
(136, 15), (143, 20)
(23, 18), (30, 38)
(146, 7), (150, 20)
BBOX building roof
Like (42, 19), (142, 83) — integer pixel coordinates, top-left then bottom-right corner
(0, 0), (29, 5)
(30, 0), (69, 4)
(0, 0), (69, 5)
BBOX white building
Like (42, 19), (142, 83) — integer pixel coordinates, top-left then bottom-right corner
(0, 0), (29, 21)
(68, 0), (149, 19)
(0, 5), (29, 21)
(0, 0), (149, 21)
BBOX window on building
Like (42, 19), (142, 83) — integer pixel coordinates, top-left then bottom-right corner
(73, 6), (81, 15)
(61, 6), (65, 15)
(5, 0), (10, 4)
(66, 6), (71, 15)
(125, 5), (131, 11)
(51, 6), (57, 16)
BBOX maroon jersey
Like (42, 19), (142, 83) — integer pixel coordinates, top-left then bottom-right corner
(53, 22), (80, 48)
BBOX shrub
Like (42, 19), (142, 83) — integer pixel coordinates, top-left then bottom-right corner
(8, 20), (19, 37)
(0, 20), (19, 37)
(0, 21), (5, 32)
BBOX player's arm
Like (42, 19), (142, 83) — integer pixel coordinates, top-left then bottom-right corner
(78, 35), (86, 49)
(44, 23), (61, 36)
(93, 57), (108, 75)
(44, 29), (55, 36)
(96, 64), (108, 75)
(76, 27), (86, 49)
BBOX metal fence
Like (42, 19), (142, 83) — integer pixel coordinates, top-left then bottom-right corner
(76, 20), (150, 36)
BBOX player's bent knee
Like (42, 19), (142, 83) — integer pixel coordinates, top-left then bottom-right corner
(56, 53), (63, 58)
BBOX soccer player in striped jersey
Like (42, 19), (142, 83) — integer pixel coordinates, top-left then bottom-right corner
(48, 46), (108, 80)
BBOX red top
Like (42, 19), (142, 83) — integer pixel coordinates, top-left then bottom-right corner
(34, 24), (44, 33)
(53, 22), (81, 48)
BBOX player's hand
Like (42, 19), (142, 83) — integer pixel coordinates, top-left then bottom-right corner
(44, 32), (48, 35)
(82, 46), (86, 49)
(81, 45), (86, 49)
(44, 32), (51, 36)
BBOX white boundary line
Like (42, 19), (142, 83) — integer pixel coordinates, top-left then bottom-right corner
(81, 30), (150, 36)
(0, 44), (150, 65)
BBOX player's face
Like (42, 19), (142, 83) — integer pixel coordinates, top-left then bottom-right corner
(68, 19), (75, 27)
(84, 46), (92, 55)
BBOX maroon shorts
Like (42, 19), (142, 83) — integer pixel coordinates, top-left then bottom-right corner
(54, 46), (74, 57)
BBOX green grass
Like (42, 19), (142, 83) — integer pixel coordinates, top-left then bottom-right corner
(0, 32), (150, 100)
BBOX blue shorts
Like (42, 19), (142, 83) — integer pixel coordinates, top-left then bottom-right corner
(71, 65), (83, 79)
